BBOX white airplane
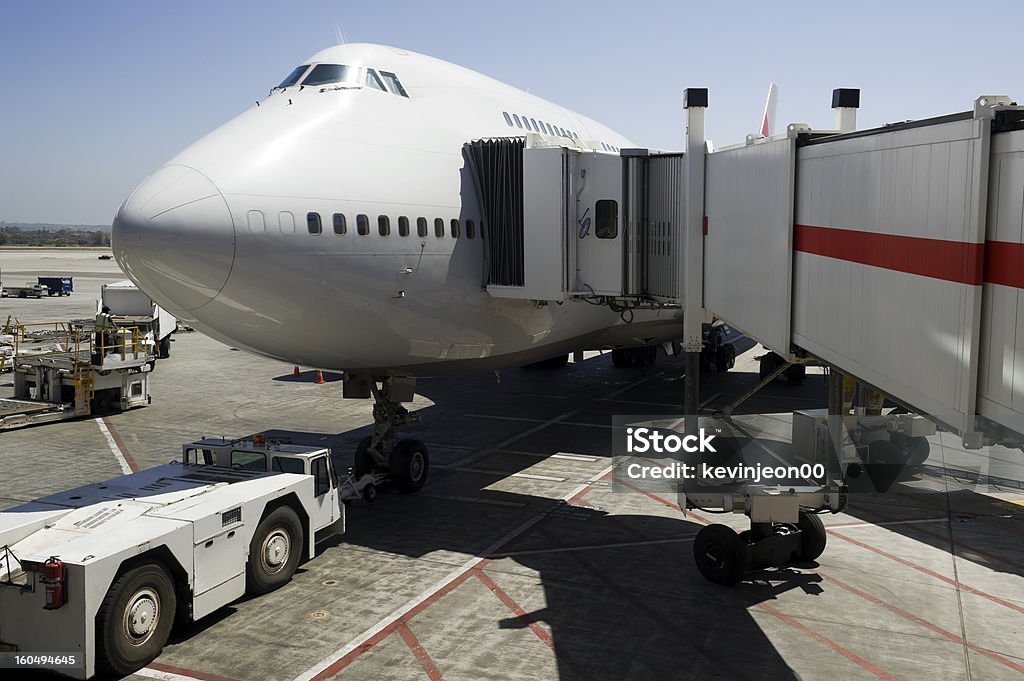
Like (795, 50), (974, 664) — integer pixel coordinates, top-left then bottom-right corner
(112, 43), (684, 488)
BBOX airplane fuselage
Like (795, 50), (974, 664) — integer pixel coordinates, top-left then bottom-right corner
(113, 44), (682, 373)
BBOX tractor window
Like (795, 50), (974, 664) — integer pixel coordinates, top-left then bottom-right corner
(230, 450), (267, 472)
(184, 447), (214, 465)
(272, 457), (305, 475)
(311, 456), (330, 496)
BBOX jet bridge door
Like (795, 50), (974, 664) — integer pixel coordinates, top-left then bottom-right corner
(572, 152), (624, 296)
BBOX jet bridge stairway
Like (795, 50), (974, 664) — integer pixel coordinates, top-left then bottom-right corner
(467, 90), (1024, 584)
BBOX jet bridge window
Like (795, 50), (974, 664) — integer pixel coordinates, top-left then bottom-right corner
(595, 200), (618, 239)
(231, 450), (267, 472)
(302, 64), (357, 87)
(379, 71), (409, 97)
(365, 69), (386, 91)
(276, 65), (309, 89)
(333, 213), (347, 235)
(417, 217), (428, 237)
(307, 212), (322, 235)
(357, 214), (369, 236)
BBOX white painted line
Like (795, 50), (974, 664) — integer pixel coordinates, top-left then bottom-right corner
(96, 417), (132, 475)
(419, 493), (527, 508)
(828, 517), (949, 530)
(489, 536), (696, 558)
(551, 452), (600, 462)
(292, 463), (613, 681)
(137, 668), (203, 681)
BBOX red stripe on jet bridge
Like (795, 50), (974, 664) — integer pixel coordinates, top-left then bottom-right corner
(984, 240), (1024, 289)
(794, 224), (985, 286)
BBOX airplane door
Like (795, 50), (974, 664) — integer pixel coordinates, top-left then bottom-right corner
(573, 153), (623, 296)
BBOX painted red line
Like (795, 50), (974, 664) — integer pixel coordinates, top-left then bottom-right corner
(102, 416), (140, 472)
(148, 663), (244, 681)
(828, 529), (1024, 615)
(985, 240), (1024, 289)
(474, 570), (557, 650)
(309, 569), (481, 681)
(396, 622), (446, 681)
(794, 224), (984, 286)
(756, 603), (899, 681)
(821, 574), (1024, 674)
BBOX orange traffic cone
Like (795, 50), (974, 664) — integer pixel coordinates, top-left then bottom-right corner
(315, 370), (325, 384)
(293, 366), (300, 377)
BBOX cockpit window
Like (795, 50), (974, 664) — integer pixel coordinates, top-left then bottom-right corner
(276, 65), (309, 89)
(365, 69), (386, 91)
(302, 64), (357, 87)
(379, 71), (409, 98)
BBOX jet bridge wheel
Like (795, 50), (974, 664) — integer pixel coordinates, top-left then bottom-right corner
(693, 524), (749, 585)
(96, 561), (177, 676)
(796, 511), (827, 562)
(390, 439), (429, 493)
(246, 505), (303, 595)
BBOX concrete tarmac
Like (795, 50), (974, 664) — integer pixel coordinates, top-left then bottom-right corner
(1, 249), (1023, 681)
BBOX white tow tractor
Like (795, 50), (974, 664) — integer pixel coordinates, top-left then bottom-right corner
(0, 435), (347, 679)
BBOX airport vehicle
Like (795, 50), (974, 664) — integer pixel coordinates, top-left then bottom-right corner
(0, 321), (152, 430)
(3, 282), (47, 298)
(37, 276), (73, 296)
(101, 280), (176, 359)
(0, 435), (346, 678)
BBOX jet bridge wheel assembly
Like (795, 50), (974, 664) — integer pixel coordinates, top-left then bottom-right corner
(96, 561), (177, 676)
(612, 347), (657, 368)
(693, 511), (829, 586)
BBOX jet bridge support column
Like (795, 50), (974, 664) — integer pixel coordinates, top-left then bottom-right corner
(682, 88), (708, 434)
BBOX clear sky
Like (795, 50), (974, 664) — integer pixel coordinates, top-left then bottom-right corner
(1, 0), (1020, 225)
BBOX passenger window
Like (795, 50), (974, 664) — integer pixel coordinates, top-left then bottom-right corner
(451, 219), (460, 238)
(247, 210), (265, 234)
(513, 114), (522, 128)
(311, 457), (331, 496)
(278, 211), (295, 234)
(365, 69), (386, 91)
(302, 64), (355, 87)
(357, 214), (369, 236)
(307, 212), (322, 235)
(271, 457), (305, 474)
(503, 112), (513, 126)
(379, 71), (409, 97)
(333, 213), (347, 235)
(559, 127), (566, 137)
(230, 450), (267, 472)
(434, 218), (445, 238)
(378, 215), (391, 236)
(466, 219), (475, 239)
(545, 122), (554, 135)
(530, 118), (538, 132)
(595, 200), (618, 239)
(399, 216), (410, 237)
(417, 217), (428, 237)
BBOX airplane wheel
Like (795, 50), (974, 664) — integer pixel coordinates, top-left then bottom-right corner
(96, 562), (176, 676)
(693, 524), (748, 585)
(865, 440), (903, 492)
(246, 506), (302, 595)
(716, 343), (736, 372)
(390, 439), (429, 493)
(796, 512), (827, 562)
(362, 482), (377, 503)
(758, 352), (783, 379)
(353, 436), (374, 480)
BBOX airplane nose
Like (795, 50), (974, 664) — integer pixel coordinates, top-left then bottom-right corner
(112, 165), (235, 312)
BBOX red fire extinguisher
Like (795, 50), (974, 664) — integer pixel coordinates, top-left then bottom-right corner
(41, 557), (66, 610)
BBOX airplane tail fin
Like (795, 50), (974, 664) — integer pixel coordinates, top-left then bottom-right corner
(759, 82), (778, 137)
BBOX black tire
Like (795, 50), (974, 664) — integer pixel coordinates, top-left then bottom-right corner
(158, 337), (171, 359)
(611, 349), (633, 368)
(796, 512), (827, 562)
(390, 439), (429, 493)
(865, 440), (903, 492)
(715, 343), (736, 372)
(353, 436), (374, 480)
(891, 433), (930, 466)
(96, 562), (176, 676)
(758, 352), (782, 379)
(693, 524), (748, 585)
(785, 363), (806, 385)
(246, 505), (303, 595)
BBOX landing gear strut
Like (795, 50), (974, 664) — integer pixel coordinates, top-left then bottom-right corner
(345, 374), (429, 493)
